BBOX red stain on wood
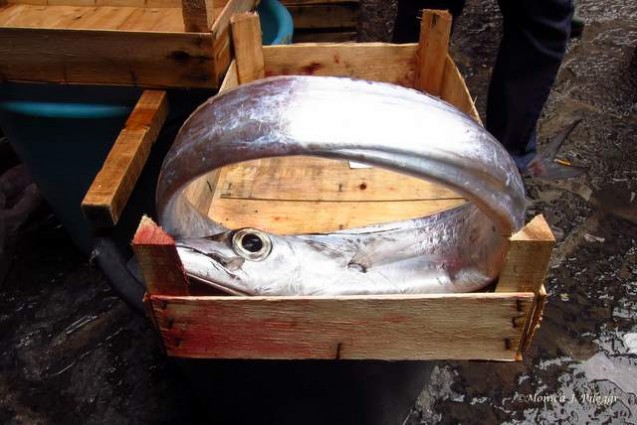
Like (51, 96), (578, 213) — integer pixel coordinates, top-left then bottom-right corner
(300, 62), (323, 75)
(333, 54), (340, 64)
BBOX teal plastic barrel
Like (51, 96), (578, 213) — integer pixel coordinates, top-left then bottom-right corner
(258, 0), (294, 45)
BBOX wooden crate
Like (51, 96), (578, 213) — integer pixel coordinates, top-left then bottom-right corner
(281, 0), (358, 42)
(0, 0), (257, 88)
(83, 10), (555, 361)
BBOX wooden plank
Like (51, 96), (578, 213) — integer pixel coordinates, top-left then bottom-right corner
(216, 157), (460, 202)
(414, 9), (451, 96)
(286, 4), (357, 30)
(132, 216), (190, 295)
(282, 0), (359, 4)
(181, 0), (214, 32)
(82, 91), (168, 227)
(293, 29), (356, 43)
(518, 285), (547, 357)
(0, 27), (216, 88)
(6, 0), (181, 6)
(230, 12), (264, 84)
(0, 4), (185, 31)
(496, 215), (555, 293)
(219, 58), (239, 92)
(440, 54), (481, 123)
(263, 43), (417, 87)
(208, 0), (258, 86)
(150, 292), (534, 360)
(209, 198), (465, 233)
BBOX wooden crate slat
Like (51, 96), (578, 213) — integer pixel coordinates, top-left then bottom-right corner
(82, 90), (168, 227)
(209, 197), (466, 234)
(0, 27), (217, 87)
(292, 29), (356, 43)
(415, 9), (451, 97)
(215, 157), (461, 202)
(440, 54), (481, 123)
(263, 43), (418, 88)
(286, 3), (357, 30)
(181, 0), (215, 32)
(6, 0), (182, 6)
(150, 292), (534, 360)
(230, 11), (264, 84)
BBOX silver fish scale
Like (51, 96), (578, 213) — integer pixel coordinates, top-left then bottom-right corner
(156, 76), (526, 296)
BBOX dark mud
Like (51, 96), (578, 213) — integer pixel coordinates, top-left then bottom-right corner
(1, 0), (636, 424)
(406, 0), (637, 423)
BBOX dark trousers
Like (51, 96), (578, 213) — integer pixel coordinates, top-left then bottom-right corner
(394, 0), (573, 169)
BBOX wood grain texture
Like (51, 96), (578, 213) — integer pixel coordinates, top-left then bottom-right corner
(207, 155), (464, 233)
(415, 9), (451, 96)
(0, 4), (185, 30)
(230, 12), (264, 83)
(440, 54), (481, 123)
(519, 284), (547, 356)
(496, 215), (555, 293)
(0, 27), (217, 87)
(210, 198), (466, 233)
(150, 292), (534, 360)
(82, 91), (168, 227)
(132, 216), (190, 295)
(181, 0), (215, 31)
(263, 43), (417, 87)
(6, 0), (182, 6)
(286, 3), (357, 29)
(292, 29), (356, 43)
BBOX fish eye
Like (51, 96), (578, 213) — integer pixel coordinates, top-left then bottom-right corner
(231, 228), (272, 261)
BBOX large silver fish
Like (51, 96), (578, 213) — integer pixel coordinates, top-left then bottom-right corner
(156, 76), (526, 296)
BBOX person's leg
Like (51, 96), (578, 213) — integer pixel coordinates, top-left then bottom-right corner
(486, 0), (573, 171)
(393, 0), (466, 43)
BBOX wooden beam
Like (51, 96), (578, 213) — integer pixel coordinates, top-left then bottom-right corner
(496, 215), (555, 293)
(132, 216), (190, 296)
(263, 43), (418, 88)
(82, 91), (168, 228)
(518, 285), (547, 357)
(230, 12), (264, 84)
(286, 4), (358, 30)
(414, 9), (452, 96)
(0, 28), (217, 88)
(440, 54), (482, 123)
(149, 292), (534, 360)
(181, 0), (215, 32)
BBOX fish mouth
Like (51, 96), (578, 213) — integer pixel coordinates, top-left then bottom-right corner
(157, 76), (526, 296)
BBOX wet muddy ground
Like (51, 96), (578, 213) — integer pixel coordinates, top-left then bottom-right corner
(1, 0), (636, 423)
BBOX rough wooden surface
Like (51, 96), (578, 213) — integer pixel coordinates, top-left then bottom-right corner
(82, 90), (168, 227)
(181, 0), (215, 31)
(0, 27), (216, 87)
(293, 30), (357, 43)
(263, 43), (418, 87)
(132, 216), (190, 296)
(286, 3), (357, 29)
(519, 285), (547, 357)
(496, 215), (555, 293)
(6, 0), (182, 6)
(207, 156), (464, 233)
(415, 9), (452, 96)
(440, 54), (482, 123)
(150, 292), (534, 360)
(230, 12), (264, 84)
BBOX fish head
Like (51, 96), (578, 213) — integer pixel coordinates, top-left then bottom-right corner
(176, 228), (303, 295)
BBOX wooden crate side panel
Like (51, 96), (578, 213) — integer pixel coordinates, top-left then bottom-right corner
(293, 29), (356, 43)
(440, 54), (481, 123)
(286, 3), (358, 30)
(5, 0), (181, 6)
(414, 9), (451, 97)
(262, 43), (417, 88)
(0, 28), (217, 88)
(150, 292), (534, 360)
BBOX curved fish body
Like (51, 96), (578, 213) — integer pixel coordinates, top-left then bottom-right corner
(157, 76), (526, 296)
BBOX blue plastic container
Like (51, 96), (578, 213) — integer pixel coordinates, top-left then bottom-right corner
(0, 2), (293, 253)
